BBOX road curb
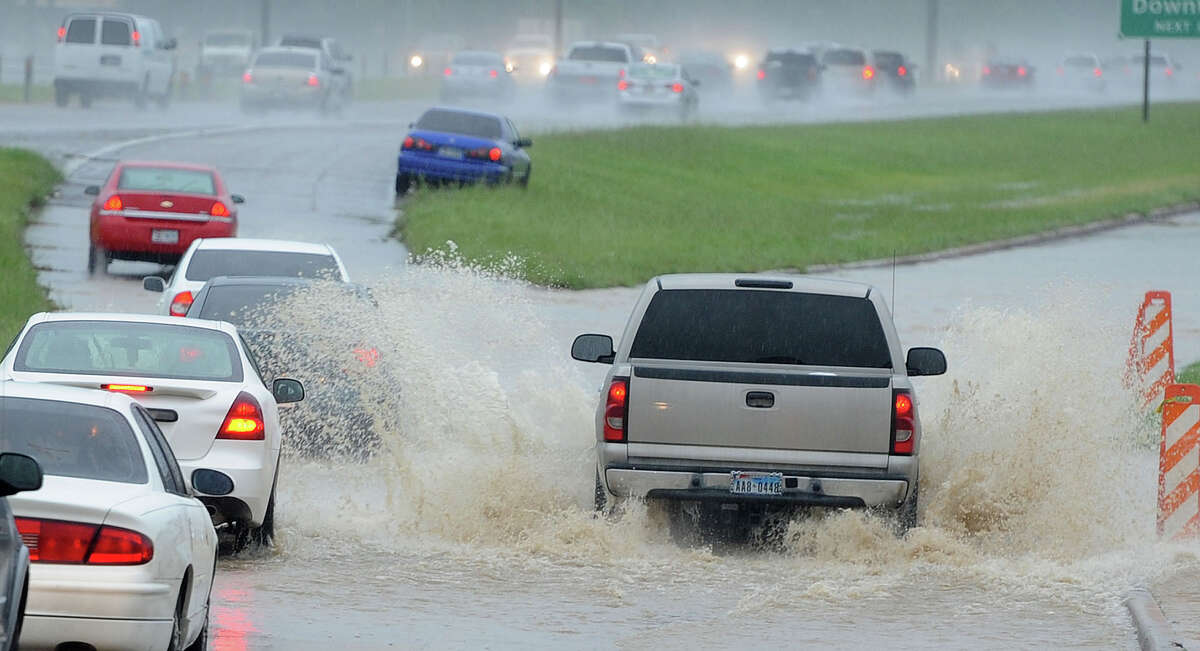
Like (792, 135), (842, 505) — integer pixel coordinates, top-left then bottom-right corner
(1126, 589), (1186, 651)
(806, 200), (1200, 273)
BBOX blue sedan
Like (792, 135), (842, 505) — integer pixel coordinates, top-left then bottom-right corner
(395, 107), (532, 194)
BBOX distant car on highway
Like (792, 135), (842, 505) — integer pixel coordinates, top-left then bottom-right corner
(504, 33), (555, 81)
(548, 41), (639, 103)
(84, 160), (243, 275)
(395, 107), (532, 194)
(618, 63), (699, 119)
(1056, 54), (1106, 92)
(52, 11), (177, 109)
(408, 33), (465, 77)
(2, 313), (306, 551)
(240, 46), (350, 114)
(871, 50), (917, 94)
(441, 51), (516, 102)
(820, 46), (877, 95)
(572, 274), (946, 540)
(2, 381), (217, 651)
(276, 33), (354, 94)
(0, 449), (42, 651)
(981, 57), (1034, 88)
(1132, 52), (1184, 83)
(678, 50), (734, 94)
(198, 29), (257, 77)
(142, 237), (349, 317)
(756, 48), (822, 102)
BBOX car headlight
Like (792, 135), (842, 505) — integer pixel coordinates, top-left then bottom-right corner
(733, 54), (750, 70)
(644, 54), (657, 64)
(505, 60), (515, 73)
(410, 55), (423, 69)
(538, 60), (552, 76)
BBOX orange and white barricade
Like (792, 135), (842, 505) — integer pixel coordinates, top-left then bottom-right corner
(1128, 291), (1175, 409)
(1158, 383), (1200, 540)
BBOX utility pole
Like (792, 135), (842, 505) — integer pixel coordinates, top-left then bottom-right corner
(925, 0), (939, 82)
(553, 0), (563, 58)
(1142, 39), (1151, 123)
(260, 0), (271, 47)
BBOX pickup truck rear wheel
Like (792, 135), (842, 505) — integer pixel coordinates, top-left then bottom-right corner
(593, 471), (606, 512)
(897, 484), (919, 533)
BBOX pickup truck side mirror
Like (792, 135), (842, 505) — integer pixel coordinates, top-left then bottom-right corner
(692, 79), (702, 87)
(572, 334), (615, 364)
(162, 37), (178, 51)
(143, 276), (165, 293)
(906, 347), (947, 376)
(84, 185), (100, 196)
(0, 453), (42, 497)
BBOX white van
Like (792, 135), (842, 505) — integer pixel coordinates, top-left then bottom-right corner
(53, 12), (176, 109)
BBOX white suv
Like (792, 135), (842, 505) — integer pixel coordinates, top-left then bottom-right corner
(53, 12), (176, 109)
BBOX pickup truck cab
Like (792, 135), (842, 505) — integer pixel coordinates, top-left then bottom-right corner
(572, 274), (946, 532)
(548, 41), (639, 103)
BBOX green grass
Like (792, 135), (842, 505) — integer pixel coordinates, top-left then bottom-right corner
(0, 149), (60, 340)
(1181, 361), (1200, 386)
(0, 84), (53, 104)
(400, 102), (1200, 288)
(353, 76), (438, 101)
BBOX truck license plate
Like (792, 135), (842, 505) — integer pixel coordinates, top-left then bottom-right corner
(729, 471), (783, 496)
(151, 229), (179, 244)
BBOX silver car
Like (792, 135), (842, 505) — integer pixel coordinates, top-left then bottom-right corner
(572, 274), (946, 537)
(617, 63), (700, 119)
(0, 453), (43, 651)
(240, 46), (349, 114)
(440, 50), (515, 102)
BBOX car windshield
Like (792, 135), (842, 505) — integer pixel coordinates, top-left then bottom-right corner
(568, 45), (628, 63)
(453, 52), (503, 66)
(629, 63), (679, 79)
(118, 167), (216, 195)
(13, 321), (243, 382)
(184, 249), (341, 282)
(206, 33), (250, 47)
(415, 109), (502, 140)
(629, 289), (892, 368)
(511, 35), (551, 49)
(279, 35), (321, 49)
(1133, 55), (1168, 66)
(254, 51), (317, 69)
(873, 52), (905, 68)
(1065, 56), (1096, 67)
(766, 51), (817, 66)
(0, 397), (148, 484)
(823, 49), (866, 66)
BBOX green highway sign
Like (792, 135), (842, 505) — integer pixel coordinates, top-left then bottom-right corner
(1121, 0), (1200, 38)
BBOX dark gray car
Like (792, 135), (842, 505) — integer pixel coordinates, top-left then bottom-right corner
(0, 452), (43, 650)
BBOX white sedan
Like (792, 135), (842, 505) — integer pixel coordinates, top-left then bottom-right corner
(1, 381), (218, 651)
(1, 312), (305, 549)
(142, 237), (350, 317)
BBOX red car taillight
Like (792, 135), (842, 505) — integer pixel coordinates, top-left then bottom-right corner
(466, 147), (503, 162)
(756, 69), (766, 80)
(16, 518), (153, 565)
(982, 66), (992, 76)
(307, 74), (319, 87)
(489, 69), (498, 78)
(443, 67), (452, 76)
(57, 26), (65, 42)
(617, 79), (629, 91)
(1017, 66), (1027, 77)
(1094, 67), (1102, 77)
(603, 378), (629, 442)
(169, 290), (193, 317)
(402, 136), (414, 149)
(102, 195), (123, 211)
(671, 82), (684, 93)
(218, 392), (265, 440)
(210, 201), (230, 217)
(891, 391), (915, 455)
(243, 71), (253, 83)
(405, 137), (434, 152)
(131, 30), (140, 47)
(862, 65), (876, 80)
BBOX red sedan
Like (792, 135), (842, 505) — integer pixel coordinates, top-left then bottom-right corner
(84, 161), (243, 274)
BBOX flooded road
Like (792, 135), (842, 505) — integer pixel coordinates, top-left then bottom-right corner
(5, 90), (1200, 648)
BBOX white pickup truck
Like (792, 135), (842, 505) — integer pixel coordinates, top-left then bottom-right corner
(548, 41), (640, 102)
(572, 274), (947, 535)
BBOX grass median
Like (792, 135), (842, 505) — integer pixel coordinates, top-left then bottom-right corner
(400, 102), (1200, 288)
(1182, 361), (1200, 386)
(0, 148), (59, 339)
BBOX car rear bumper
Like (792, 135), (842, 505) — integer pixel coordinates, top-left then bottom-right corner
(241, 86), (324, 108)
(618, 94), (684, 109)
(603, 467), (908, 507)
(396, 153), (508, 183)
(21, 613), (172, 651)
(181, 441), (277, 526)
(93, 211), (235, 258)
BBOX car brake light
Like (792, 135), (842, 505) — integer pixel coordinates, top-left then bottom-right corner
(218, 392), (265, 441)
(102, 195), (123, 211)
(243, 71), (253, 83)
(1018, 66), (1027, 77)
(1166, 68), (1174, 77)
(131, 31), (140, 47)
(1057, 66), (1065, 75)
(15, 518), (152, 565)
(898, 65), (907, 76)
(671, 82), (683, 93)
(617, 79), (629, 90)
(1094, 67), (1102, 77)
(169, 290), (193, 317)
(862, 66), (875, 80)
(489, 69), (498, 78)
(210, 201), (230, 217)
(757, 69), (766, 80)
(982, 66), (991, 76)
(57, 26), (65, 42)
(307, 74), (319, 87)
(443, 67), (452, 76)
(892, 390), (915, 455)
(603, 378), (629, 442)
(102, 384), (152, 393)
(402, 136), (414, 149)
(488, 147), (502, 162)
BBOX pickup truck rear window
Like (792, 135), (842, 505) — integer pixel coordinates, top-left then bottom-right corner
(629, 289), (892, 368)
(568, 46), (629, 63)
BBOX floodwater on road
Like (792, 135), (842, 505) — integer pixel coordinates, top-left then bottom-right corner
(5, 89), (1200, 649)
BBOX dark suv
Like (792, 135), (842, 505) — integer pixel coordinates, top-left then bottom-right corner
(756, 49), (822, 102)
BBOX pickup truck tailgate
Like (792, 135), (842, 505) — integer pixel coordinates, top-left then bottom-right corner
(627, 365), (894, 454)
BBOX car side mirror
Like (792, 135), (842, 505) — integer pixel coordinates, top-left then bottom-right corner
(231, 194), (245, 204)
(84, 185), (100, 196)
(0, 453), (42, 497)
(906, 347), (947, 377)
(692, 79), (702, 87)
(272, 377), (305, 404)
(162, 37), (177, 51)
(191, 468), (234, 496)
(572, 334), (615, 364)
(515, 137), (533, 148)
(143, 276), (165, 293)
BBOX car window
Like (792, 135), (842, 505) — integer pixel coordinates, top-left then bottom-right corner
(65, 17), (96, 44)
(415, 109), (502, 140)
(14, 320), (244, 382)
(766, 52), (818, 67)
(184, 250), (341, 281)
(100, 18), (132, 46)
(239, 333), (268, 384)
(453, 52), (503, 66)
(206, 32), (251, 47)
(254, 51), (318, 69)
(823, 49), (866, 66)
(132, 407), (188, 495)
(279, 35), (321, 49)
(0, 397), (148, 484)
(506, 118), (520, 141)
(629, 63), (679, 79)
(567, 45), (629, 63)
(1065, 56), (1096, 67)
(118, 167), (216, 195)
(873, 52), (904, 68)
(630, 289), (893, 368)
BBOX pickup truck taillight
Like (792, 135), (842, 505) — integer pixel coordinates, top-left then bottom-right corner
(603, 378), (629, 442)
(891, 390), (914, 455)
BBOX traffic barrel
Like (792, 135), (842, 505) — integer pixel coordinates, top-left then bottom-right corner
(1127, 291), (1175, 409)
(1158, 383), (1200, 539)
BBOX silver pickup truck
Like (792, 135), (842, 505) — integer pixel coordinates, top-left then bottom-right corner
(548, 41), (638, 102)
(572, 274), (946, 531)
